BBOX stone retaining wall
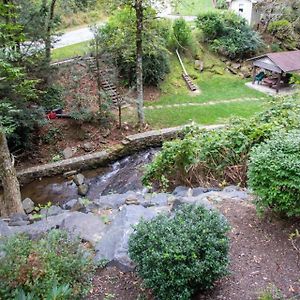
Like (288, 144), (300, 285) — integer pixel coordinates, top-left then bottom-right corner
(17, 124), (224, 185)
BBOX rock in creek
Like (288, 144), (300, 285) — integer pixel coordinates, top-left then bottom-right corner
(22, 198), (35, 214)
(78, 183), (89, 196)
(73, 173), (85, 186)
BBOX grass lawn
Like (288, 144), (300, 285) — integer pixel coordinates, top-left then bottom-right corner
(173, 0), (214, 16)
(124, 51), (268, 128)
(148, 53), (265, 107)
(125, 99), (267, 128)
(51, 41), (91, 62)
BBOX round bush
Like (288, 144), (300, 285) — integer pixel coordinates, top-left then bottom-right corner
(128, 205), (230, 300)
(248, 131), (300, 217)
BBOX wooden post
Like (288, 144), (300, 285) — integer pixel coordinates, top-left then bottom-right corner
(252, 65), (257, 84)
(276, 72), (282, 93)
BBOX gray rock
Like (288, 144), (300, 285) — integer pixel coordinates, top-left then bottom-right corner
(78, 184), (89, 196)
(73, 173), (85, 186)
(194, 60), (204, 72)
(172, 186), (192, 197)
(125, 193), (140, 205)
(83, 142), (93, 152)
(62, 147), (76, 159)
(95, 205), (158, 272)
(0, 220), (13, 237)
(11, 212), (75, 239)
(172, 196), (215, 211)
(40, 205), (64, 217)
(61, 212), (107, 246)
(63, 199), (78, 210)
(94, 192), (140, 209)
(8, 213), (29, 226)
(223, 185), (240, 193)
(143, 193), (169, 207)
(22, 198), (35, 214)
(63, 170), (77, 178)
(192, 187), (209, 197)
(8, 220), (30, 226)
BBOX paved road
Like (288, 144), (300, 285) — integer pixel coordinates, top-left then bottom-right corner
(53, 12), (196, 49)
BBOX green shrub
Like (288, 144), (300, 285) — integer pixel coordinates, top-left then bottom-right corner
(129, 205), (230, 300)
(196, 11), (264, 59)
(0, 230), (95, 299)
(248, 131), (300, 217)
(172, 18), (193, 49)
(268, 20), (295, 41)
(216, 0), (227, 9)
(40, 85), (64, 112)
(143, 97), (300, 189)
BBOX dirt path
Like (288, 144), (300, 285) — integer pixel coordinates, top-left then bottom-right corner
(87, 199), (300, 300)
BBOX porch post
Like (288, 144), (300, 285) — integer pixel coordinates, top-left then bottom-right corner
(252, 65), (257, 84)
(276, 72), (282, 93)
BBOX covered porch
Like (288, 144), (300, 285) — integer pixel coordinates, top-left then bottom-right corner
(248, 50), (300, 93)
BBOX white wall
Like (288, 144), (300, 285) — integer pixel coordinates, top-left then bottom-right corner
(229, 0), (253, 25)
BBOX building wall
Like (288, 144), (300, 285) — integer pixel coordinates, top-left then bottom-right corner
(229, 0), (253, 25)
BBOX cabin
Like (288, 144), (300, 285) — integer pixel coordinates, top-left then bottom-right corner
(226, 0), (261, 26)
(248, 50), (300, 93)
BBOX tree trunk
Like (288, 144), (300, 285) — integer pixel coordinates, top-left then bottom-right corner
(0, 131), (24, 217)
(135, 0), (145, 126)
(44, 0), (57, 75)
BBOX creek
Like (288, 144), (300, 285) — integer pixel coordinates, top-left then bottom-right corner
(21, 148), (158, 205)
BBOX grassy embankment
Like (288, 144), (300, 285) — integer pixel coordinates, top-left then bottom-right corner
(124, 51), (267, 128)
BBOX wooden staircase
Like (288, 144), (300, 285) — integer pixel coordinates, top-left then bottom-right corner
(182, 74), (198, 92)
(85, 57), (125, 107)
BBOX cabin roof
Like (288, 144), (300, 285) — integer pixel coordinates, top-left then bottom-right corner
(248, 50), (300, 73)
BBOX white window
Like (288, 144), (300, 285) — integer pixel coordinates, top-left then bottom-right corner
(239, 3), (244, 13)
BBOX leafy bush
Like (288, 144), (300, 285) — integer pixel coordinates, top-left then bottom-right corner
(248, 131), (300, 217)
(129, 205), (230, 300)
(0, 230), (95, 299)
(196, 11), (264, 59)
(172, 18), (193, 50)
(216, 0), (227, 10)
(268, 20), (295, 41)
(40, 85), (64, 112)
(143, 97), (300, 189)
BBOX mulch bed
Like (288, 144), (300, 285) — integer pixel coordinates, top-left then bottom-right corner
(86, 199), (300, 300)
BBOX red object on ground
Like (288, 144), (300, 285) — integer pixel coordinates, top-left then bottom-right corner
(47, 111), (57, 120)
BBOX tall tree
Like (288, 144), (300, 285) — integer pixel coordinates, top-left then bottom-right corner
(101, 0), (169, 126)
(0, 2), (38, 216)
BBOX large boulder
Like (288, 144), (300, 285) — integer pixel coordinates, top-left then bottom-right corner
(94, 205), (158, 272)
(172, 186), (192, 197)
(0, 220), (13, 238)
(11, 212), (74, 238)
(73, 174), (85, 186)
(93, 192), (142, 209)
(61, 212), (108, 246)
(22, 198), (35, 214)
(40, 205), (64, 217)
(78, 184), (89, 196)
(8, 213), (30, 226)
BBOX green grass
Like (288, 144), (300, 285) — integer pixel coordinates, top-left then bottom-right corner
(148, 53), (265, 107)
(173, 0), (214, 16)
(51, 41), (91, 62)
(125, 99), (267, 128)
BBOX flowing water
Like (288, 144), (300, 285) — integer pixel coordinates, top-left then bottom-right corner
(21, 148), (159, 205)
